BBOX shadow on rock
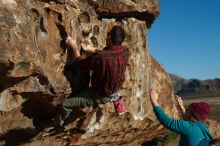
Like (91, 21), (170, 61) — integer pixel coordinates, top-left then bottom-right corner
(21, 98), (57, 130)
(63, 63), (90, 95)
(0, 128), (38, 146)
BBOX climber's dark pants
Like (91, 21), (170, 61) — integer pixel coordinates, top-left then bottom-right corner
(58, 87), (113, 125)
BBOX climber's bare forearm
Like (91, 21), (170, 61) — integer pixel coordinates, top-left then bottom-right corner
(70, 46), (80, 59)
(179, 106), (186, 115)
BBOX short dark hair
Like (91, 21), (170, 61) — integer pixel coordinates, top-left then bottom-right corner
(108, 26), (125, 45)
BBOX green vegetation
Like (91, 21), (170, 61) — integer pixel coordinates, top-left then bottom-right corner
(156, 131), (179, 146)
(142, 131), (179, 146)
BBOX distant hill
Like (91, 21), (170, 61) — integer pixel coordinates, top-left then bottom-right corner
(169, 74), (220, 98)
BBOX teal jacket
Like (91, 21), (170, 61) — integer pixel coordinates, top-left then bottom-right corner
(153, 106), (212, 146)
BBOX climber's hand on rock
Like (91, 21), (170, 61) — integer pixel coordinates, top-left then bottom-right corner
(149, 89), (159, 106)
(175, 95), (186, 114)
(81, 44), (95, 52)
(66, 36), (80, 59)
(66, 36), (77, 49)
(150, 89), (158, 101)
(175, 95), (184, 108)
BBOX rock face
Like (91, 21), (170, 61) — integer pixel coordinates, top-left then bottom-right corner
(206, 119), (220, 146)
(0, 0), (179, 145)
(169, 74), (220, 97)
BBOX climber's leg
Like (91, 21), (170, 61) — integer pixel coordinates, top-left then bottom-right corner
(57, 88), (112, 126)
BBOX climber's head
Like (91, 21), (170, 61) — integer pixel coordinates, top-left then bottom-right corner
(106, 25), (125, 47)
(188, 102), (211, 122)
(184, 102), (211, 122)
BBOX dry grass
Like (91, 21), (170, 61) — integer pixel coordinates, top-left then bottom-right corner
(183, 97), (220, 105)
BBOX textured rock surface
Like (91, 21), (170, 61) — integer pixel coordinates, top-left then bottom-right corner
(0, 0), (182, 145)
(88, 0), (160, 27)
(206, 119), (220, 145)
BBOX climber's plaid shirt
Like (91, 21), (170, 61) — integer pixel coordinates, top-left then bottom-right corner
(75, 45), (129, 96)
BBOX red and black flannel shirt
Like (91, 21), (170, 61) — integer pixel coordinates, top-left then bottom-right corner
(75, 45), (129, 96)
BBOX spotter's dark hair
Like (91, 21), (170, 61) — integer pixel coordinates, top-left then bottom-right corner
(108, 26), (125, 45)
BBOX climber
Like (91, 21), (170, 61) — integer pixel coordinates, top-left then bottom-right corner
(149, 89), (213, 146)
(52, 25), (129, 128)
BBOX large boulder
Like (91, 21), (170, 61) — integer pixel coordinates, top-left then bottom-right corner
(0, 0), (179, 145)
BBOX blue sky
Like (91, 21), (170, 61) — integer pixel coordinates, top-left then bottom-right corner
(148, 0), (220, 80)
